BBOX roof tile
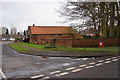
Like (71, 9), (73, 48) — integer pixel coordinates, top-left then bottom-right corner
(30, 26), (75, 34)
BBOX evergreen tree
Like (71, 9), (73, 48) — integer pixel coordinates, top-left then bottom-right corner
(6, 28), (9, 34)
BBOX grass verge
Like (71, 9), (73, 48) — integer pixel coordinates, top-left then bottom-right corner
(9, 43), (29, 53)
(15, 42), (119, 53)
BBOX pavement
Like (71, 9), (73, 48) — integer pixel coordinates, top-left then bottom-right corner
(1, 41), (120, 79)
(11, 43), (119, 58)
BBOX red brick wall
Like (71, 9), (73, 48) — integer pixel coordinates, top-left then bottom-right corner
(56, 39), (72, 47)
(72, 38), (120, 47)
(30, 34), (120, 47)
(30, 34), (74, 44)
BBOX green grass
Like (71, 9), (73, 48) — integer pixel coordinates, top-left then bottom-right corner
(9, 43), (29, 53)
(16, 42), (45, 50)
(15, 42), (119, 53)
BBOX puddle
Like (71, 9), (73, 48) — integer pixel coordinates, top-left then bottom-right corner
(63, 63), (71, 66)
(49, 57), (95, 61)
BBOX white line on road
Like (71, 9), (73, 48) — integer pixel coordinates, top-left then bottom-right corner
(38, 76), (50, 80)
(89, 62), (96, 65)
(88, 66), (94, 68)
(112, 59), (118, 61)
(72, 68), (82, 72)
(85, 66), (90, 69)
(79, 64), (87, 67)
(50, 70), (61, 74)
(85, 65), (94, 69)
(66, 67), (76, 70)
(31, 74), (44, 79)
(104, 61), (112, 64)
(42, 76), (50, 80)
(112, 57), (117, 59)
(95, 63), (103, 66)
(98, 60), (104, 62)
(56, 72), (68, 77)
(105, 58), (111, 60)
(0, 68), (7, 79)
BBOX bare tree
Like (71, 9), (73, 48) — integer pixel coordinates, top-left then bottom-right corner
(56, 0), (120, 38)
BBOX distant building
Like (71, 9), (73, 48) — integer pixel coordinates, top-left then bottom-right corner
(28, 26), (75, 44)
(0, 27), (8, 34)
(11, 27), (17, 35)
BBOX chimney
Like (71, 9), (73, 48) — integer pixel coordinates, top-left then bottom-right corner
(33, 24), (35, 26)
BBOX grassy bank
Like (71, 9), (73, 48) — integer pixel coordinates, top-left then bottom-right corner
(13, 42), (119, 53)
(9, 43), (29, 53)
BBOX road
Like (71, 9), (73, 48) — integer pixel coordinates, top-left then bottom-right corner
(1, 41), (120, 79)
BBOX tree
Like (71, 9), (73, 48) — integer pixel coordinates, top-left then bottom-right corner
(5, 28), (9, 34)
(115, 2), (120, 38)
(24, 30), (26, 36)
(17, 32), (20, 34)
(57, 1), (120, 38)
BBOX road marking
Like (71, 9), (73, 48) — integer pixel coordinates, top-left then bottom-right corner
(85, 65), (94, 69)
(56, 72), (68, 77)
(104, 61), (111, 64)
(66, 67), (76, 70)
(89, 62), (96, 65)
(0, 68), (7, 79)
(38, 76), (50, 80)
(42, 76), (50, 80)
(31, 74), (44, 79)
(112, 59), (118, 61)
(105, 58), (111, 60)
(50, 70), (61, 74)
(87, 66), (94, 68)
(112, 57), (117, 59)
(72, 68), (82, 72)
(98, 60), (104, 62)
(79, 64), (87, 67)
(85, 66), (90, 69)
(95, 63), (103, 66)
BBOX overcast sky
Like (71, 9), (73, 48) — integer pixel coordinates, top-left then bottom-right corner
(1, 0), (70, 32)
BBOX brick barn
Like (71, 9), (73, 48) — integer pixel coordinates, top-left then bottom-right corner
(28, 26), (75, 44)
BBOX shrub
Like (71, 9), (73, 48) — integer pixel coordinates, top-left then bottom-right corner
(23, 38), (29, 42)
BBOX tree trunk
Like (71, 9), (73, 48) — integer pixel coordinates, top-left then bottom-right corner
(100, 3), (107, 38)
(116, 2), (120, 38)
(110, 3), (115, 38)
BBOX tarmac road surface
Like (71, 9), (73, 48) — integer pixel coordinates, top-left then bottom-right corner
(1, 41), (120, 79)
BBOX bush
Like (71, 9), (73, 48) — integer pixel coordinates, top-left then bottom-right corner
(23, 38), (29, 42)
(15, 38), (21, 42)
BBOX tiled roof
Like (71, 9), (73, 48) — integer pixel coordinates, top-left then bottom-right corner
(29, 26), (75, 34)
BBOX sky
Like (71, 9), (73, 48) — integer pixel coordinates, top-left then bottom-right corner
(1, 0), (118, 33)
(1, 0), (69, 32)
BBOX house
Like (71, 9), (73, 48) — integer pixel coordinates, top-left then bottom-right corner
(28, 26), (75, 44)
